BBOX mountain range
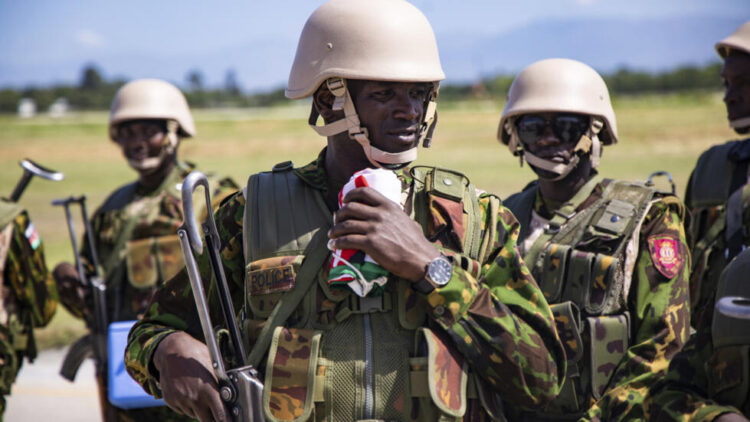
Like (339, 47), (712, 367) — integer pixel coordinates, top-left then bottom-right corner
(0, 14), (744, 91)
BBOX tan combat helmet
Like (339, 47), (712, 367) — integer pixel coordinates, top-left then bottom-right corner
(286, 0), (445, 168)
(109, 79), (195, 171)
(497, 58), (617, 180)
(716, 20), (750, 130)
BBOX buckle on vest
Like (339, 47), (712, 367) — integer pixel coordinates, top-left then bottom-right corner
(334, 292), (392, 322)
(544, 222), (562, 234)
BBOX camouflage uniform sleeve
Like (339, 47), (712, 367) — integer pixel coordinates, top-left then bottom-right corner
(583, 198), (692, 421)
(421, 192), (566, 408)
(125, 191), (247, 397)
(4, 211), (58, 327)
(643, 327), (740, 422)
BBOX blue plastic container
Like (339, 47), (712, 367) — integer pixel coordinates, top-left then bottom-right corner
(108, 320), (165, 409)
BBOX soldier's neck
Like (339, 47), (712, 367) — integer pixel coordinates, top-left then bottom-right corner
(138, 158), (177, 192)
(537, 162), (593, 206)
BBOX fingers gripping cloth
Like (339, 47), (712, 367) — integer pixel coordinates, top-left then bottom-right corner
(327, 168), (402, 297)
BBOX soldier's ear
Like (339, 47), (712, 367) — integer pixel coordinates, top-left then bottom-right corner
(313, 86), (338, 123)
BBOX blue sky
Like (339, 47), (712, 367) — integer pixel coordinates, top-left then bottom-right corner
(1, 1), (747, 91)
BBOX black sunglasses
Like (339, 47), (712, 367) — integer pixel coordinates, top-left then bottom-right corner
(515, 113), (590, 146)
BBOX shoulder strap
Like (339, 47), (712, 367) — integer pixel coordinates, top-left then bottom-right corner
(97, 182), (138, 214)
(524, 175), (602, 270)
(503, 182), (538, 243)
(687, 140), (746, 209)
(243, 165), (331, 263)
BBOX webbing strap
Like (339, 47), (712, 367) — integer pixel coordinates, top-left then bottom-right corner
(464, 183), (482, 260)
(525, 175), (602, 270)
(725, 160), (750, 260)
(247, 227), (330, 368)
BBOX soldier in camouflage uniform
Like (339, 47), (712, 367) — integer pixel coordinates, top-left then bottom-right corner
(0, 199), (58, 417)
(124, 1), (567, 421)
(52, 79), (237, 422)
(644, 21), (750, 422)
(497, 58), (691, 421)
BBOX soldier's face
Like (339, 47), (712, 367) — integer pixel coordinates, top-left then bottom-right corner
(114, 120), (168, 163)
(722, 51), (750, 133)
(348, 80), (429, 155)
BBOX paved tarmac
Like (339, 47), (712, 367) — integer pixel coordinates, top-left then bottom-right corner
(5, 347), (100, 421)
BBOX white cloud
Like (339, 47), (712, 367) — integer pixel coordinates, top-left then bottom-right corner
(75, 29), (105, 47)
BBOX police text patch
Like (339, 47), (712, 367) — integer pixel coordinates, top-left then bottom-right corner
(249, 265), (296, 295)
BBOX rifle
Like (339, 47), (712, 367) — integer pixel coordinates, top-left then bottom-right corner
(178, 171), (265, 421)
(53, 196), (109, 383)
(8, 158), (64, 202)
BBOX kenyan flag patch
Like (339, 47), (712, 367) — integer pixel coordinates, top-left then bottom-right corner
(647, 234), (682, 279)
(24, 222), (40, 250)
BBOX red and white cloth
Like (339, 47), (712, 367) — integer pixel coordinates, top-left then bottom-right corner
(327, 168), (402, 297)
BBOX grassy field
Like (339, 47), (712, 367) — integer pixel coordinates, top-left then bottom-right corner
(0, 92), (737, 348)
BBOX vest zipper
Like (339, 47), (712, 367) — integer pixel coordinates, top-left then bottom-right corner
(363, 313), (374, 418)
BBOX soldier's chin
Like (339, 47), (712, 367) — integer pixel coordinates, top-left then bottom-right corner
(127, 157), (162, 174)
(529, 164), (563, 181)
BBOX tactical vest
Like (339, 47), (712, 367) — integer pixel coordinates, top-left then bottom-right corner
(240, 162), (505, 422)
(686, 138), (750, 328)
(504, 177), (663, 419)
(95, 164), (230, 321)
(708, 251), (750, 415)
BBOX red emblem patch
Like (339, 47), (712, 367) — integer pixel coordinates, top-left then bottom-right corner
(647, 235), (683, 279)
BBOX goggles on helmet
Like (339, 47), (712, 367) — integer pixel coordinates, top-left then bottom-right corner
(515, 113), (590, 147)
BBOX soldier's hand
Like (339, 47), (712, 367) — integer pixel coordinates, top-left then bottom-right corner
(329, 186), (440, 282)
(153, 332), (228, 422)
(715, 413), (750, 422)
(52, 262), (90, 318)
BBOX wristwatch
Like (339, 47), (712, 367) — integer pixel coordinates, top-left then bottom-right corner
(412, 255), (453, 294)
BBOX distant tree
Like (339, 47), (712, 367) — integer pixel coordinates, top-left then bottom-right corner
(224, 69), (242, 96)
(80, 64), (104, 91)
(186, 69), (205, 92)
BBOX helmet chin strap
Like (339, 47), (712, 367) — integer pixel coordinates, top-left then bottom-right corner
(730, 116), (750, 131)
(308, 78), (437, 169)
(126, 120), (179, 173)
(508, 118), (604, 181)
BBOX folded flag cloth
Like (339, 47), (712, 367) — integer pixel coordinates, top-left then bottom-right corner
(327, 168), (402, 297)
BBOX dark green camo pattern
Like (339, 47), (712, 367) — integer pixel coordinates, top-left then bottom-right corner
(125, 150), (568, 417)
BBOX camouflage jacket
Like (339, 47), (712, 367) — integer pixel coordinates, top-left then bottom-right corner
(60, 162), (237, 324)
(642, 140), (750, 421)
(126, 149), (567, 420)
(504, 177), (691, 422)
(0, 201), (58, 407)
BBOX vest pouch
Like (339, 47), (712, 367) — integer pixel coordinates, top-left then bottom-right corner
(246, 255), (306, 320)
(587, 313), (630, 399)
(125, 234), (185, 290)
(542, 301), (585, 414)
(153, 234), (184, 282)
(125, 237), (158, 289)
(591, 199), (634, 237)
(707, 345), (750, 412)
(411, 327), (468, 421)
(397, 279), (427, 330)
(538, 244), (571, 303)
(263, 326), (321, 422)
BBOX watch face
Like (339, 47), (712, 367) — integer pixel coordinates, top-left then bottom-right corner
(428, 257), (453, 286)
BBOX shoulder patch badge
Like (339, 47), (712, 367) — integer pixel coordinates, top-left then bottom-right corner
(647, 234), (682, 279)
(24, 222), (40, 250)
